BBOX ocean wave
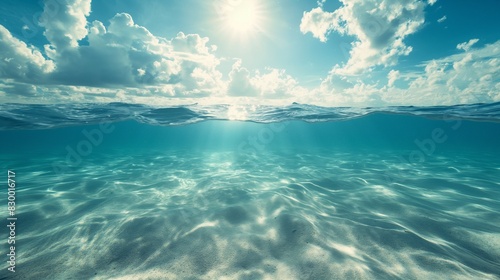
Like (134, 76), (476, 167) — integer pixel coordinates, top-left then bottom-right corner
(0, 101), (499, 130)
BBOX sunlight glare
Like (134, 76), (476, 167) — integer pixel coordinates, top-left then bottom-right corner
(222, 0), (264, 37)
(227, 105), (249, 120)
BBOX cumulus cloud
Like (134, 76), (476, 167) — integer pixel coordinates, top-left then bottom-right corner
(394, 57), (495, 105)
(0, 25), (55, 82)
(253, 68), (303, 97)
(0, 0), (302, 104)
(410, 40), (499, 104)
(301, 0), (427, 75)
(457, 39), (479, 52)
(51, 12), (222, 96)
(1, 0), (226, 101)
(387, 69), (400, 87)
(227, 60), (305, 98)
(227, 60), (257, 97)
(300, 7), (336, 42)
(40, 0), (91, 51)
(1, 0), (497, 107)
(311, 72), (386, 106)
(314, 40), (500, 106)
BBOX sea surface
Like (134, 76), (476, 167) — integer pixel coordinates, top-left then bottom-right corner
(1, 102), (500, 279)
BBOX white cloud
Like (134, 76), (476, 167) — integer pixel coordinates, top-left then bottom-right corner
(40, 0), (91, 51)
(387, 69), (400, 86)
(428, 0), (437, 5)
(390, 41), (500, 104)
(57, 13), (221, 91)
(84, 14), (222, 96)
(227, 60), (258, 96)
(310, 73), (386, 106)
(317, 0), (327, 7)
(252, 68), (303, 97)
(1, 0), (302, 104)
(301, 0), (427, 75)
(300, 7), (336, 42)
(437, 16), (447, 23)
(308, 40), (500, 106)
(1, 0), (497, 107)
(1, 0), (225, 101)
(457, 39), (479, 52)
(0, 25), (55, 82)
(227, 60), (305, 98)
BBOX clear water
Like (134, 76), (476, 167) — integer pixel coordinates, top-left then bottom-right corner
(1, 103), (499, 279)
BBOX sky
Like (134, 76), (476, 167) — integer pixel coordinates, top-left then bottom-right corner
(0, 0), (499, 106)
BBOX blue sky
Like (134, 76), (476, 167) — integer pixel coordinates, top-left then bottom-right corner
(0, 0), (499, 106)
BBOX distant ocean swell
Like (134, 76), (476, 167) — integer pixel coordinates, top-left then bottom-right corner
(0, 101), (499, 130)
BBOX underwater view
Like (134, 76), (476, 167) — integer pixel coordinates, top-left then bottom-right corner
(1, 0), (500, 279)
(1, 102), (500, 279)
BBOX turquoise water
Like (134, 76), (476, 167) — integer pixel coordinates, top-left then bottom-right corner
(1, 103), (500, 279)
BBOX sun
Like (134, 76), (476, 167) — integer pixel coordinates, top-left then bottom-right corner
(226, 1), (258, 32)
(221, 0), (264, 38)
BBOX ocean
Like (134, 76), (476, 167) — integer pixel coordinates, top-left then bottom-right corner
(1, 102), (499, 279)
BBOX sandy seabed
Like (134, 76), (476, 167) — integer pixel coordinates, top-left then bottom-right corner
(3, 150), (500, 280)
